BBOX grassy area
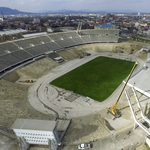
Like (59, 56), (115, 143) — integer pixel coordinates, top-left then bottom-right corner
(50, 57), (135, 102)
(121, 36), (150, 43)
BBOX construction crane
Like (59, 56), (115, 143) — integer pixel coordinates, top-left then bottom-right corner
(107, 61), (138, 119)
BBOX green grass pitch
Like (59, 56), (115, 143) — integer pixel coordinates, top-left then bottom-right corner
(50, 56), (135, 102)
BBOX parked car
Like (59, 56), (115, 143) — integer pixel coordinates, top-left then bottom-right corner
(78, 143), (92, 149)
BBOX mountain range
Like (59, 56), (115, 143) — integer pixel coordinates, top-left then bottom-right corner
(40, 9), (138, 14)
(0, 7), (139, 15)
(0, 7), (32, 15)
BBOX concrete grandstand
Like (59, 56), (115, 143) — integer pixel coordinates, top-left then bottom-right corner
(0, 29), (119, 75)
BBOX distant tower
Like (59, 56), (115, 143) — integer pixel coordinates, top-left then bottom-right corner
(107, 13), (111, 18)
(65, 15), (69, 20)
(138, 12), (140, 16)
(1, 12), (4, 21)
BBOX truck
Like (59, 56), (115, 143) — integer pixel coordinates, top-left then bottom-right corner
(78, 143), (92, 149)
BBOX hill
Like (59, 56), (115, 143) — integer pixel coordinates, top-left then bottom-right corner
(0, 7), (32, 15)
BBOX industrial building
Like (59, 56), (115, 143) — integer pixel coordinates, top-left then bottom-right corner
(94, 22), (116, 29)
(11, 119), (71, 150)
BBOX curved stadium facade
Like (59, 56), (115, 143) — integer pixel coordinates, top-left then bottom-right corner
(0, 29), (119, 76)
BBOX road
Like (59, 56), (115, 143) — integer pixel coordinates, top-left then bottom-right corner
(62, 127), (147, 150)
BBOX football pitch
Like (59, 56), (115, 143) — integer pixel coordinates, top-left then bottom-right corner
(50, 56), (135, 102)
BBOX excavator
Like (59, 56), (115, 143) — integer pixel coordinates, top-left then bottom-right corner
(107, 61), (138, 119)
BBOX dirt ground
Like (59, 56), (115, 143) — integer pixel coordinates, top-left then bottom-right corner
(62, 113), (112, 143)
(0, 57), (59, 129)
(0, 42), (149, 149)
(16, 57), (59, 79)
(0, 79), (55, 129)
(58, 47), (86, 60)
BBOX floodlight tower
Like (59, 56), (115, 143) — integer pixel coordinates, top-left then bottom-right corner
(77, 22), (82, 35)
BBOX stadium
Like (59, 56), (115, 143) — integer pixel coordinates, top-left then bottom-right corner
(0, 29), (150, 150)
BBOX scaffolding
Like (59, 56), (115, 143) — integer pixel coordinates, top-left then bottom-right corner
(125, 87), (150, 135)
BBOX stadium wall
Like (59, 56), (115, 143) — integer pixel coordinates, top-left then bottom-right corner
(1, 42), (143, 81)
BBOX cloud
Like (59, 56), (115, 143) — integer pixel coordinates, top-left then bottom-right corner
(0, 0), (150, 13)
(27, 0), (36, 2)
(18, 2), (24, 5)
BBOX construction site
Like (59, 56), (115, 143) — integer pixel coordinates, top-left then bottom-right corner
(0, 29), (150, 150)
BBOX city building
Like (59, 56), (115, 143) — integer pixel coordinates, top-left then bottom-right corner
(94, 21), (116, 29)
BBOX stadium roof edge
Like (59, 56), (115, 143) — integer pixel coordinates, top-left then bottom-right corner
(23, 32), (47, 38)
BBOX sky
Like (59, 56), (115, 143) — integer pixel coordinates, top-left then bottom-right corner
(0, 0), (150, 13)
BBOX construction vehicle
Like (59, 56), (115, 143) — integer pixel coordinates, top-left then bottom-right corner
(107, 62), (138, 119)
(119, 50), (124, 53)
(116, 45), (124, 50)
(19, 79), (34, 83)
(86, 53), (91, 56)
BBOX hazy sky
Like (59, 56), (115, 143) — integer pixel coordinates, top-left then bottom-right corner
(0, 0), (149, 13)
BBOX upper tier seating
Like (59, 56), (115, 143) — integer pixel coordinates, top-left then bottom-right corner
(37, 36), (51, 43)
(45, 42), (60, 50)
(0, 42), (19, 52)
(12, 50), (33, 61)
(0, 54), (21, 71)
(14, 40), (31, 49)
(25, 38), (41, 46)
(0, 29), (119, 73)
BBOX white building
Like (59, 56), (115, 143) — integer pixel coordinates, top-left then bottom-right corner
(11, 119), (60, 150)
(32, 18), (40, 24)
(0, 17), (3, 21)
(47, 26), (54, 33)
(135, 22), (140, 27)
(116, 14), (124, 17)
(143, 29), (150, 36)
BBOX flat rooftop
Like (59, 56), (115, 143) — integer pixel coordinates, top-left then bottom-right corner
(127, 66), (150, 97)
(0, 29), (27, 35)
(11, 119), (56, 131)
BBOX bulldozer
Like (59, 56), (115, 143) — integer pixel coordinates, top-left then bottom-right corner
(19, 79), (34, 83)
(107, 62), (138, 119)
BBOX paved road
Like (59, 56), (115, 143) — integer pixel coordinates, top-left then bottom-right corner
(62, 127), (147, 150)
(0, 126), (147, 150)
